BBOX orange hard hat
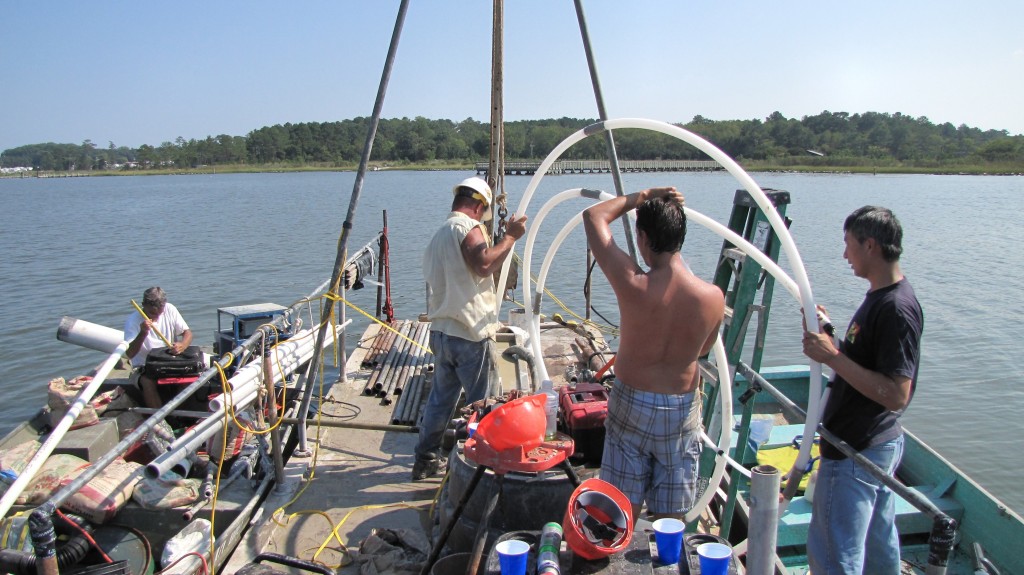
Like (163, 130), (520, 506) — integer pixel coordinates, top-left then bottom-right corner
(563, 478), (634, 560)
(474, 394), (546, 452)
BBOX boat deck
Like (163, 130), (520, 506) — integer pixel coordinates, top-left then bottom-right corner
(225, 319), (678, 574)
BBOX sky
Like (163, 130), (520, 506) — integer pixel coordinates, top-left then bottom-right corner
(2, 1), (1023, 154)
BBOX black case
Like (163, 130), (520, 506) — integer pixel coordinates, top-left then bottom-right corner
(144, 346), (206, 378)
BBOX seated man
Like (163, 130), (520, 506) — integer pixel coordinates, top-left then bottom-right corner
(124, 286), (193, 408)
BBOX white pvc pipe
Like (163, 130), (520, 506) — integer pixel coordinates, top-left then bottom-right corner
(208, 326), (336, 412)
(519, 186), (733, 524)
(0, 341), (129, 519)
(521, 188), (594, 382)
(56, 317), (125, 353)
(496, 118), (822, 515)
(145, 394), (259, 479)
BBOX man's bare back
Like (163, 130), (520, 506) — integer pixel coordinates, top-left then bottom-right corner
(583, 187), (724, 395)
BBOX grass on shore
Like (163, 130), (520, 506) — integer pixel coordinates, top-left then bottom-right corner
(4, 160), (1021, 178)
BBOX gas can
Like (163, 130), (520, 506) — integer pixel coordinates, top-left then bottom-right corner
(558, 382), (608, 464)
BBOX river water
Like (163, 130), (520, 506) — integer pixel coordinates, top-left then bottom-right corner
(0, 170), (1021, 515)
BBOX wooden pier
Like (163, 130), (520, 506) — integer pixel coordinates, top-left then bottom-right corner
(475, 159), (721, 176)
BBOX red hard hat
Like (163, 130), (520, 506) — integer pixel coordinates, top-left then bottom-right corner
(474, 394), (546, 452)
(563, 478), (634, 560)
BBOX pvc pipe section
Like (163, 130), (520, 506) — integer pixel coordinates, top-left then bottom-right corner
(747, 465), (782, 575)
(496, 118), (822, 517)
(56, 317), (125, 353)
(0, 342), (129, 519)
(208, 326), (336, 412)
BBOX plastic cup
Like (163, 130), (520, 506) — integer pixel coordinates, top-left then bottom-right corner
(495, 539), (529, 575)
(467, 422), (479, 437)
(651, 517), (685, 565)
(697, 542), (732, 575)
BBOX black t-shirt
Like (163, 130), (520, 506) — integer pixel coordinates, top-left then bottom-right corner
(820, 278), (924, 460)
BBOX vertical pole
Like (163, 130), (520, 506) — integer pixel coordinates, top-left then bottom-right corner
(486, 0), (504, 241)
(585, 248), (593, 321)
(573, 0), (639, 264)
(296, 0), (411, 454)
(264, 350), (286, 491)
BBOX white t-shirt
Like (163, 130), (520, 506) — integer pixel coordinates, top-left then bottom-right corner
(124, 302), (190, 367)
(422, 212), (499, 342)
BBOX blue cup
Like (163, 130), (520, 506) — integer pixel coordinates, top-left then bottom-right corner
(652, 518), (684, 565)
(495, 539), (529, 575)
(697, 542), (732, 575)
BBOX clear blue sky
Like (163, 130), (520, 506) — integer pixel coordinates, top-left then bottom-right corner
(3, 1), (1022, 153)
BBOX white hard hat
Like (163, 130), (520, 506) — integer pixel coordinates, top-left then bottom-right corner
(453, 177), (493, 220)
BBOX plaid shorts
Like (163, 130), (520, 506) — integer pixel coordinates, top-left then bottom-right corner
(600, 380), (702, 515)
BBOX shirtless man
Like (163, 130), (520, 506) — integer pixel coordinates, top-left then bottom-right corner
(583, 186), (724, 522)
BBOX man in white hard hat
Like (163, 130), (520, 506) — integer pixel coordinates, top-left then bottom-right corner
(413, 176), (528, 480)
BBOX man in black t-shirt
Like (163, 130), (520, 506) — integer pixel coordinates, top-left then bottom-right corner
(802, 206), (923, 575)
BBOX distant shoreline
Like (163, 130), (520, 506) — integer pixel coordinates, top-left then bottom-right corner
(2, 161), (1021, 178)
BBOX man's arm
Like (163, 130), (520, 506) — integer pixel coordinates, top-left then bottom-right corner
(461, 214), (527, 277)
(125, 316), (149, 360)
(582, 187), (681, 291)
(802, 329), (913, 411)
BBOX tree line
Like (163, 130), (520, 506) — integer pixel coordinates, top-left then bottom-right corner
(2, 111), (1021, 172)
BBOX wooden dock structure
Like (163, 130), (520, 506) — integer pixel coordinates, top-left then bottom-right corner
(476, 159), (721, 176)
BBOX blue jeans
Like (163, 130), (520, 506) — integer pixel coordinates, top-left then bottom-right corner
(414, 330), (497, 461)
(807, 435), (905, 575)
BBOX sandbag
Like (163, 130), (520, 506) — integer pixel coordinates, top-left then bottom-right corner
(15, 453), (88, 505)
(144, 346), (206, 379)
(60, 458), (143, 523)
(46, 376), (123, 430)
(133, 477), (202, 510)
(0, 439), (43, 489)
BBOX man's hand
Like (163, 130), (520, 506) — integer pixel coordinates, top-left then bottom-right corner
(169, 342), (187, 355)
(803, 329), (839, 364)
(504, 213), (527, 241)
(639, 186), (684, 207)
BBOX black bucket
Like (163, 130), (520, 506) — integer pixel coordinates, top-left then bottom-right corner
(438, 448), (574, 554)
(681, 533), (737, 575)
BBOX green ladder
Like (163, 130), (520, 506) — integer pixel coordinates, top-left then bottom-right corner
(696, 188), (790, 537)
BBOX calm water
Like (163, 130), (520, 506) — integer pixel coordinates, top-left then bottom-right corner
(1, 170), (1021, 514)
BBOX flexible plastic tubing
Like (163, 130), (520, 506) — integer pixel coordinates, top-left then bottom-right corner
(522, 187), (732, 525)
(496, 118), (822, 515)
(520, 188), (594, 382)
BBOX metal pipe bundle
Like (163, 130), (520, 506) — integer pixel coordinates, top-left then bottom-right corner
(381, 321), (426, 403)
(378, 321), (415, 400)
(363, 324), (399, 395)
(390, 323), (431, 422)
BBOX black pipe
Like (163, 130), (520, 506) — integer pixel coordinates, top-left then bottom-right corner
(254, 552), (335, 575)
(1, 512), (92, 575)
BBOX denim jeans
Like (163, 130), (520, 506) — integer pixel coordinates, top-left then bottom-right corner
(414, 330), (497, 461)
(807, 434), (905, 575)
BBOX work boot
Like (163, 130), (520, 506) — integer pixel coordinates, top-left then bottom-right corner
(411, 454), (447, 481)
